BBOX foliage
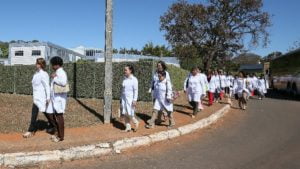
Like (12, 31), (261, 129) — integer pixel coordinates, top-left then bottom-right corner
(263, 51), (282, 61)
(168, 65), (189, 91)
(160, 0), (271, 70)
(0, 60), (189, 101)
(270, 50), (300, 75)
(141, 42), (172, 56)
(0, 41), (9, 58)
(232, 53), (262, 65)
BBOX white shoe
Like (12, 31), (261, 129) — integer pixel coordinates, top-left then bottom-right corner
(124, 124), (131, 132)
(23, 132), (34, 138)
(51, 135), (61, 143)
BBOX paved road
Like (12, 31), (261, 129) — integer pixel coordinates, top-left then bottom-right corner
(47, 94), (300, 169)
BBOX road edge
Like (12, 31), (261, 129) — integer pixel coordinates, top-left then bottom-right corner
(0, 105), (230, 167)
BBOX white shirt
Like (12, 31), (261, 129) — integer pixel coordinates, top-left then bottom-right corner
(121, 75), (138, 116)
(46, 67), (68, 114)
(32, 69), (50, 112)
(150, 71), (171, 92)
(153, 79), (173, 112)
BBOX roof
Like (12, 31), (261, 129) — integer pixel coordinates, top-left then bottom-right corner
(9, 41), (85, 58)
(239, 64), (263, 70)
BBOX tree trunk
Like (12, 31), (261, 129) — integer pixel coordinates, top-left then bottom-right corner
(104, 0), (113, 124)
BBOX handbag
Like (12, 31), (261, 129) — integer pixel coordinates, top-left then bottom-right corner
(53, 83), (70, 94)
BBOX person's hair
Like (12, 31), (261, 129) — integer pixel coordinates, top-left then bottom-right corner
(198, 66), (203, 72)
(158, 70), (166, 77)
(157, 61), (167, 71)
(239, 71), (245, 78)
(36, 58), (46, 70)
(191, 67), (198, 72)
(50, 56), (63, 66)
(125, 64), (135, 74)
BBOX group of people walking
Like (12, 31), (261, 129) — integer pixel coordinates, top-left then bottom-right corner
(23, 58), (269, 141)
(23, 57), (68, 143)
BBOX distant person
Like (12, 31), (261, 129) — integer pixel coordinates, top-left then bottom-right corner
(233, 71), (250, 110)
(225, 72), (234, 105)
(218, 70), (227, 100)
(121, 65), (139, 132)
(184, 67), (205, 118)
(213, 70), (222, 102)
(257, 74), (268, 100)
(146, 71), (175, 129)
(197, 67), (209, 110)
(46, 56), (69, 142)
(23, 58), (53, 138)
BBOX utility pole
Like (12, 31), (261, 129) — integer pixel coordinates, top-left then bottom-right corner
(104, 0), (113, 124)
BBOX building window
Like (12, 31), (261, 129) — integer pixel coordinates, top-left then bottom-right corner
(32, 50), (41, 56)
(15, 51), (24, 56)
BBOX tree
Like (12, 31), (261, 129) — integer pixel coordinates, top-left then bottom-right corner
(0, 41), (9, 58)
(141, 42), (172, 56)
(104, 0), (113, 124)
(264, 51), (282, 61)
(288, 40), (300, 52)
(232, 53), (262, 65)
(160, 0), (271, 70)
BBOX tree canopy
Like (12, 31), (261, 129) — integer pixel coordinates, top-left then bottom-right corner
(160, 0), (271, 70)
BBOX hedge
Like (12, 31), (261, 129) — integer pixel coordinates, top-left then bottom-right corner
(0, 60), (188, 101)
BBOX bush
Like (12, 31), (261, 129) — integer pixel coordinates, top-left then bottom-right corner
(0, 60), (187, 101)
(168, 65), (188, 91)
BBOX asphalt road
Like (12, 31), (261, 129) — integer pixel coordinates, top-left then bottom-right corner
(45, 93), (300, 169)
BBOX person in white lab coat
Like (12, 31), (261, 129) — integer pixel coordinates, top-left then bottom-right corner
(46, 56), (68, 142)
(257, 74), (268, 100)
(23, 58), (53, 138)
(233, 71), (250, 110)
(149, 61), (171, 123)
(184, 67), (205, 118)
(146, 71), (175, 129)
(218, 70), (226, 100)
(198, 68), (208, 110)
(121, 65), (139, 132)
(224, 72), (233, 105)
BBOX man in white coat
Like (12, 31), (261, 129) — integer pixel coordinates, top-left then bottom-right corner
(46, 56), (68, 142)
(146, 71), (175, 129)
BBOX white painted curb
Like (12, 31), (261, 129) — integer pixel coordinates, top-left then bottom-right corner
(0, 105), (230, 167)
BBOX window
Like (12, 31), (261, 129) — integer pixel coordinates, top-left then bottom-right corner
(32, 50), (41, 56)
(15, 51), (24, 56)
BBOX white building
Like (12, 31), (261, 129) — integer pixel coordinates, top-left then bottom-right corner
(70, 46), (103, 61)
(9, 42), (85, 65)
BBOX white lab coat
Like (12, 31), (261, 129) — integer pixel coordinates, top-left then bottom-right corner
(233, 78), (250, 97)
(252, 76), (259, 90)
(153, 79), (173, 112)
(150, 71), (171, 92)
(209, 75), (220, 93)
(257, 79), (268, 94)
(225, 75), (233, 88)
(219, 75), (227, 88)
(246, 77), (254, 92)
(46, 68), (68, 114)
(121, 75), (138, 116)
(199, 73), (209, 93)
(186, 74), (204, 102)
(32, 69), (50, 112)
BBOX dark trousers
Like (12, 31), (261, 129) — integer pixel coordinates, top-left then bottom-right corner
(46, 112), (65, 141)
(189, 101), (199, 115)
(28, 104), (54, 132)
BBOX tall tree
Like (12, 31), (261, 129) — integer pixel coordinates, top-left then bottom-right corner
(160, 0), (271, 70)
(104, 0), (113, 124)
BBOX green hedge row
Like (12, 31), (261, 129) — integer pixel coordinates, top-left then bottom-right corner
(0, 60), (188, 101)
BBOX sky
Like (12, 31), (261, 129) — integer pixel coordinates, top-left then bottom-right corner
(0, 0), (300, 57)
